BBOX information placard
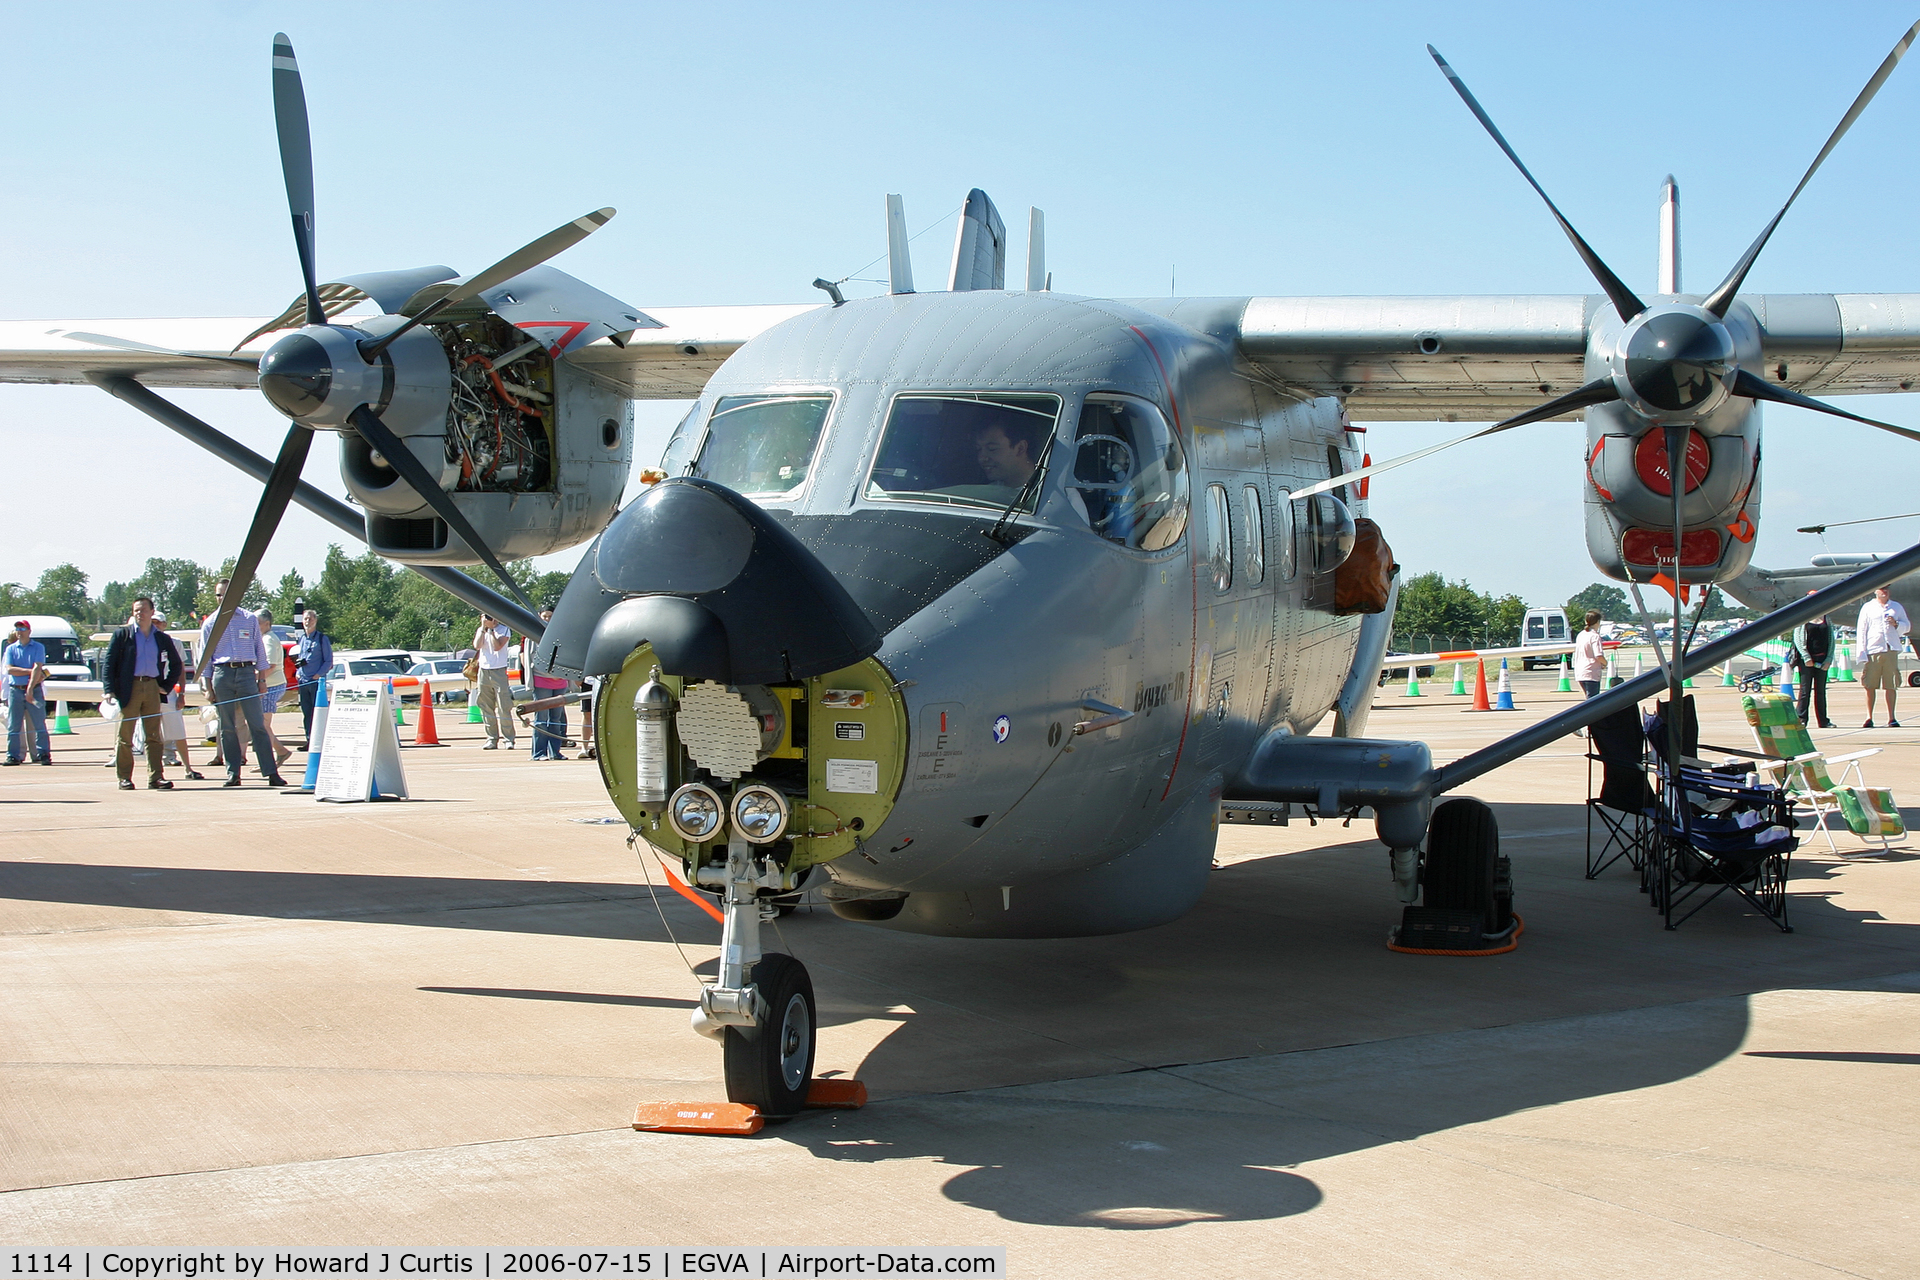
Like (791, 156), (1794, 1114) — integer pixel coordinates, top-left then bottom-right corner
(314, 684), (408, 802)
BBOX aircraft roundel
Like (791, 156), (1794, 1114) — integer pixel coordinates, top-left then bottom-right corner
(992, 715), (1010, 743)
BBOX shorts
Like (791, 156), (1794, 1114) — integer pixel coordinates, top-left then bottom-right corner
(1859, 651), (1901, 690)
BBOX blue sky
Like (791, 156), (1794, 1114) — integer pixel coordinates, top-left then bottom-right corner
(5, 0), (1918, 606)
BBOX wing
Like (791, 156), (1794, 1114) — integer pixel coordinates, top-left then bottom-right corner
(1217, 293), (1920, 421)
(0, 303), (819, 398)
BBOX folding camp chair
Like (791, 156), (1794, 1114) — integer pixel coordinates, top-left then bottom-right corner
(1649, 761), (1797, 932)
(1740, 693), (1905, 854)
(1586, 703), (1655, 880)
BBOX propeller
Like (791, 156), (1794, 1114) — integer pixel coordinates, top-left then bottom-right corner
(202, 30), (325, 659)
(210, 32), (614, 641)
(1307, 28), (1920, 503)
(60, 331), (260, 370)
(357, 207), (615, 361)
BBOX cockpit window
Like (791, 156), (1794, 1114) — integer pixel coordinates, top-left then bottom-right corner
(865, 393), (1061, 513)
(690, 394), (833, 496)
(1068, 394), (1188, 550)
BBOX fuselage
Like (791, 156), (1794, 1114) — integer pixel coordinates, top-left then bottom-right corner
(628, 290), (1370, 911)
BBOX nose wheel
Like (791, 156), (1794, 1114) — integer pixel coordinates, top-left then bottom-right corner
(723, 952), (816, 1117)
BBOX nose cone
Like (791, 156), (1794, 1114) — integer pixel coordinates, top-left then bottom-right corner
(1622, 310), (1733, 414)
(257, 332), (333, 419)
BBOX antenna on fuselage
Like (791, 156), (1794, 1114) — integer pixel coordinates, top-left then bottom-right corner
(1026, 207), (1046, 291)
(1658, 175), (1680, 295)
(886, 194), (915, 294)
(948, 188), (1007, 290)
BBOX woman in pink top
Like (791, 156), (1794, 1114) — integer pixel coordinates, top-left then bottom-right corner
(1573, 610), (1607, 698)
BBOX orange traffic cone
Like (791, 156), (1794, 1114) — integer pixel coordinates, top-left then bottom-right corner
(413, 678), (444, 746)
(1467, 659), (1493, 712)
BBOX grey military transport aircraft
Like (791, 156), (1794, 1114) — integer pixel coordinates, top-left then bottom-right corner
(9, 28), (1920, 1116)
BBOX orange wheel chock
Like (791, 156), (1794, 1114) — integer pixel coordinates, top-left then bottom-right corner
(806, 1077), (868, 1109)
(633, 1102), (763, 1136)
(633, 1079), (866, 1136)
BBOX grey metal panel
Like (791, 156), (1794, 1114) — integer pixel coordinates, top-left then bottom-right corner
(1232, 294), (1591, 421)
(477, 265), (660, 359)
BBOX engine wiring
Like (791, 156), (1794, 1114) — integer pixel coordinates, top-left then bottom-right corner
(438, 316), (555, 494)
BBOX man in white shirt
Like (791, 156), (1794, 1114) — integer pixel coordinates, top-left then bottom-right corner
(472, 612), (517, 750)
(1855, 585), (1911, 728)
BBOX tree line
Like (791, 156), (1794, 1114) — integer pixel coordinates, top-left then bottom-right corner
(1392, 572), (1761, 652)
(0, 549), (572, 648)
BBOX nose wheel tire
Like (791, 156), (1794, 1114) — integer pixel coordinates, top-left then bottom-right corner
(723, 952), (815, 1118)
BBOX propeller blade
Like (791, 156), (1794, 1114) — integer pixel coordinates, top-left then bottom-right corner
(1428, 46), (1646, 324)
(271, 33), (326, 329)
(1293, 378), (1621, 501)
(358, 208), (616, 360)
(62, 331), (260, 370)
(201, 422), (315, 664)
(347, 405), (536, 610)
(1730, 367), (1920, 443)
(1704, 21), (1920, 317)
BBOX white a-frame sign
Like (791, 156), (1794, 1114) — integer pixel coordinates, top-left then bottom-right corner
(315, 684), (409, 802)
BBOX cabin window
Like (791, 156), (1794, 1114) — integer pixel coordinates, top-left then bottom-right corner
(1205, 484), (1232, 592)
(1243, 485), (1265, 585)
(1067, 394), (1189, 550)
(1527, 618), (1546, 641)
(691, 394), (834, 497)
(865, 393), (1061, 513)
(1275, 488), (1296, 580)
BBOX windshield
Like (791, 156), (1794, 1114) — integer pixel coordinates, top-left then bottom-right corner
(866, 393), (1061, 512)
(40, 639), (84, 666)
(690, 394), (833, 496)
(349, 660), (405, 676)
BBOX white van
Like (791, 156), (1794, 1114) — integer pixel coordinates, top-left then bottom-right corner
(12, 615), (101, 707)
(1519, 607), (1571, 669)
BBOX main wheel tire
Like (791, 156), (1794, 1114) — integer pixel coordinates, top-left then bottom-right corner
(723, 952), (815, 1118)
(1423, 797), (1500, 933)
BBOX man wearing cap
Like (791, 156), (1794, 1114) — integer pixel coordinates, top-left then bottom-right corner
(199, 578), (289, 787)
(105, 596), (186, 790)
(4, 618), (51, 766)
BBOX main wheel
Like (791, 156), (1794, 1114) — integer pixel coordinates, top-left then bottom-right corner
(723, 952), (815, 1118)
(1423, 797), (1500, 933)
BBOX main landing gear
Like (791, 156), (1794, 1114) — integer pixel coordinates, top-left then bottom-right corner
(690, 836), (817, 1117)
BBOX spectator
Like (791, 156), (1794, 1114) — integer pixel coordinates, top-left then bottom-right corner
(293, 608), (333, 747)
(255, 608), (293, 769)
(105, 596), (186, 790)
(200, 578), (289, 787)
(158, 680), (204, 781)
(4, 618), (50, 766)
(528, 607), (570, 759)
(1856, 585), (1912, 728)
(1791, 592), (1836, 729)
(472, 611), (517, 750)
(578, 676), (597, 761)
(1572, 610), (1606, 698)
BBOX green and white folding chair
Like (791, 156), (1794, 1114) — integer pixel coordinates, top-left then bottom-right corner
(1741, 693), (1905, 854)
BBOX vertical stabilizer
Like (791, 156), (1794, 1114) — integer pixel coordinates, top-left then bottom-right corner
(948, 188), (1007, 291)
(1026, 207), (1046, 291)
(1658, 175), (1680, 295)
(887, 194), (915, 295)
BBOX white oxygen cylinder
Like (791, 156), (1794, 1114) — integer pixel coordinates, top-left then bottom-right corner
(633, 667), (672, 804)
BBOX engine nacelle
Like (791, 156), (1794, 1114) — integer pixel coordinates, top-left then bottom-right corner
(345, 308), (634, 565)
(1580, 299), (1765, 587)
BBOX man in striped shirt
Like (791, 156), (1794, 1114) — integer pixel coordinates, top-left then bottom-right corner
(200, 579), (289, 787)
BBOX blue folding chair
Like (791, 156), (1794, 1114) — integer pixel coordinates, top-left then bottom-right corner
(1649, 761), (1798, 933)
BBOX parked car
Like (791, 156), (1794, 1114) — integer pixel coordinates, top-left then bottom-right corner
(401, 658), (472, 703)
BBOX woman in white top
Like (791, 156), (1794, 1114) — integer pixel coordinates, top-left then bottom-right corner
(1573, 610), (1607, 698)
(255, 608), (293, 767)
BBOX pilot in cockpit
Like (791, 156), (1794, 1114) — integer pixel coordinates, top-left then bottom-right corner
(973, 419), (1039, 493)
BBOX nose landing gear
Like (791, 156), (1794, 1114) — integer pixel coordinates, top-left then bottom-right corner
(691, 837), (819, 1118)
